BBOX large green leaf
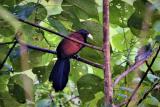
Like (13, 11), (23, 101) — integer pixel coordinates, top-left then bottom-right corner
(62, 0), (99, 20)
(0, 0), (24, 7)
(0, 45), (9, 63)
(9, 47), (47, 72)
(32, 65), (52, 83)
(77, 74), (103, 102)
(7, 74), (33, 103)
(0, 75), (10, 93)
(14, 2), (47, 22)
(0, 91), (25, 107)
(70, 61), (89, 82)
(110, 0), (134, 27)
(111, 30), (134, 51)
(36, 99), (56, 107)
(48, 15), (69, 35)
(79, 47), (103, 64)
(0, 18), (15, 36)
(127, 0), (160, 37)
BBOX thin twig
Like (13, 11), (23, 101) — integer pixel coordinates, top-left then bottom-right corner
(17, 18), (103, 52)
(0, 40), (17, 70)
(115, 100), (128, 107)
(125, 46), (160, 107)
(137, 82), (159, 105)
(0, 41), (15, 45)
(145, 61), (154, 74)
(17, 40), (103, 69)
(64, 96), (79, 105)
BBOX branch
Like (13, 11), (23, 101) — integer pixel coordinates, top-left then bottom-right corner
(0, 40), (17, 70)
(125, 46), (160, 107)
(0, 41), (15, 45)
(17, 40), (103, 69)
(137, 82), (159, 105)
(103, 0), (113, 105)
(17, 18), (103, 52)
(145, 61), (154, 74)
(64, 96), (79, 106)
(113, 59), (147, 87)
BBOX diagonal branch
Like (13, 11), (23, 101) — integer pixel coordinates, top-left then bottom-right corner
(145, 61), (154, 74)
(113, 59), (147, 87)
(17, 18), (103, 52)
(0, 41), (15, 45)
(17, 39), (103, 69)
(0, 40), (17, 70)
(137, 81), (159, 105)
(125, 46), (160, 107)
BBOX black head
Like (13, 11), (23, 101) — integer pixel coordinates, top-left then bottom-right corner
(77, 29), (89, 36)
(77, 29), (93, 41)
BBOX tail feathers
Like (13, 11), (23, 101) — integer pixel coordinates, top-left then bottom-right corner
(49, 58), (70, 91)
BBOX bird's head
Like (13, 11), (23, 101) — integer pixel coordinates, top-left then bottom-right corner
(77, 29), (93, 40)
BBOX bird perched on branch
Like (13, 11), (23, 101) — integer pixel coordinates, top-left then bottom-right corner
(49, 29), (93, 92)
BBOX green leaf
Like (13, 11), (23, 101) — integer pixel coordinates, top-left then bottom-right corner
(0, 75), (10, 93)
(32, 65), (52, 83)
(7, 74), (33, 103)
(89, 92), (104, 107)
(15, 2), (47, 22)
(10, 47), (46, 72)
(147, 74), (159, 83)
(62, 0), (99, 20)
(77, 74), (103, 102)
(0, 91), (25, 107)
(0, 45), (9, 63)
(127, 0), (158, 37)
(48, 15), (69, 35)
(112, 65), (125, 78)
(97, 97), (105, 107)
(79, 47), (103, 64)
(111, 30), (133, 51)
(0, 0), (24, 7)
(70, 61), (89, 82)
(155, 35), (160, 43)
(151, 88), (160, 101)
(0, 18), (15, 36)
(40, 0), (63, 16)
(36, 99), (56, 107)
(110, 0), (134, 27)
(140, 96), (160, 107)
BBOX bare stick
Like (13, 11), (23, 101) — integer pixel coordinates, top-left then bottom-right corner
(17, 18), (103, 52)
(17, 40), (103, 69)
(103, 0), (113, 105)
(145, 61), (154, 74)
(0, 41), (15, 45)
(0, 40), (17, 70)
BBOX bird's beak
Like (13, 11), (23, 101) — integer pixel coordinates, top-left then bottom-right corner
(88, 34), (93, 40)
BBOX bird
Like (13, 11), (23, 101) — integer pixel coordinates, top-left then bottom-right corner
(49, 29), (93, 92)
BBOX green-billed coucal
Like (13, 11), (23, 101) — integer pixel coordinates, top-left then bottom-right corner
(49, 29), (93, 91)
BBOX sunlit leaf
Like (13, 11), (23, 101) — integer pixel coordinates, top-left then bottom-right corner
(77, 74), (103, 102)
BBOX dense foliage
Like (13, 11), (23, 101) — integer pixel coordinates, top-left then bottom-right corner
(0, 0), (160, 106)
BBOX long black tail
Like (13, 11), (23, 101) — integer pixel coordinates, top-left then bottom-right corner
(49, 58), (70, 92)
